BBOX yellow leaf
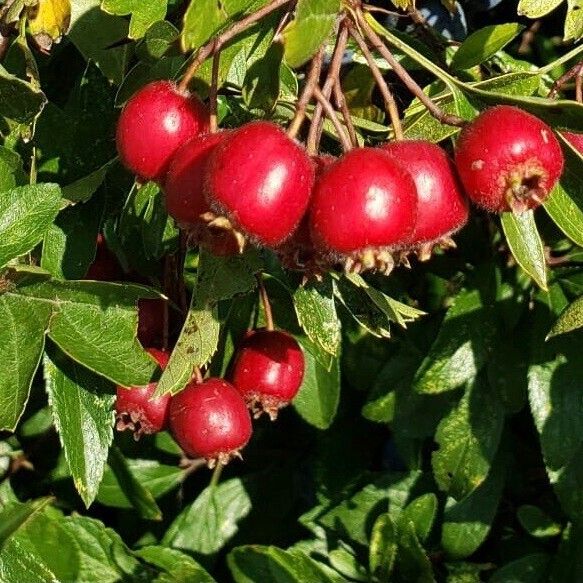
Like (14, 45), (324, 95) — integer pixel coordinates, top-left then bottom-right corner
(27, 0), (71, 45)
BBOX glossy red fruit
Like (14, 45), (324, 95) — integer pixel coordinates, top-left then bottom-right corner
(205, 121), (315, 247)
(563, 131), (583, 154)
(231, 329), (305, 419)
(115, 348), (170, 439)
(137, 298), (165, 348)
(381, 140), (468, 244)
(169, 378), (252, 466)
(455, 106), (564, 213)
(309, 148), (417, 270)
(116, 80), (209, 182)
(163, 131), (229, 226)
(85, 234), (124, 281)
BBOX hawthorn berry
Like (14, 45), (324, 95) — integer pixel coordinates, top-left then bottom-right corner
(169, 378), (252, 467)
(137, 298), (166, 348)
(455, 106), (563, 213)
(115, 348), (170, 439)
(205, 121), (314, 247)
(563, 131), (583, 154)
(116, 80), (209, 182)
(381, 140), (468, 244)
(84, 234), (125, 281)
(309, 148), (417, 273)
(231, 329), (305, 419)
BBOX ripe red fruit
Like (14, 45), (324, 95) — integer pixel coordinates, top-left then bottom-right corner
(137, 298), (165, 348)
(85, 234), (125, 281)
(169, 378), (252, 466)
(381, 140), (468, 244)
(231, 329), (305, 419)
(563, 131), (583, 154)
(309, 148), (417, 272)
(455, 106), (563, 213)
(205, 121), (314, 247)
(163, 131), (229, 226)
(115, 348), (170, 439)
(116, 80), (209, 182)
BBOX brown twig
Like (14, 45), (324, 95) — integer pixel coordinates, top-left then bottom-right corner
(256, 274), (274, 331)
(307, 21), (349, 154)
(356, 10), (466, 128)
(333, 79), (358, 147)
(347, 21), (404, 140)
(313, 85), (352, 152)
(193, 366), (204, 384)
(178, 0), (294, 93)
(548, 60), (583, 99)
(209, 50), (220, 133)
(288, 47), (324, 140)
(576, 66), (583, 103)
(518, 20), (540, 55)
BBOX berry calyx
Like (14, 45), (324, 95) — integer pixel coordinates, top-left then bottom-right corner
(205, 121), (315, 247)
(309, 148), (417, 273)
(381, 140), (468, 245)
(455, 106), (564, 213)
(115, 348), (170, 439)
(231, 329), (305, 420)
(163, 131), (229, 227)
(116, 80), (209, 182)
(169, 378), (252, 467)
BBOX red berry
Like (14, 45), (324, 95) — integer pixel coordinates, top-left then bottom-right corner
(205, 121), (314, 247)
(381, 140), (468, 244)
(455, 106), (563, 213)
(169, 378), (252, 466)
(231, 329), (305, 419)
(116, 81), (209, 182)
(309, 148), (417, 272)
(563, 131), (583, 154)
(137, 298), (165, 348)
(115, 348), (170, 439)
(85, 234), (124, 281)
(163, 131), (229, 226)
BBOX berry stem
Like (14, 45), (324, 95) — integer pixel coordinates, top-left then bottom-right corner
(355, 10), (466, 128)
(193, 366), (204, 384)
(333, 79), (358, 147)
(347, 21), (404, 140)
(307, 21), (348, 154)
(163, 256), (171, 351)
(209, 50), (220, 133)
(287, 46), (324, 140)
(177, 0), (294, 93)
(209, 462), (223, 491)
(256, 274), (275, 332)
(548, 60), (583, 100)
(313, 85), (352, 152)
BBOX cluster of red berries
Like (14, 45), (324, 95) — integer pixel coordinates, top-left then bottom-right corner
(116, 80), (567, 275)
(115, 328), (305, 467)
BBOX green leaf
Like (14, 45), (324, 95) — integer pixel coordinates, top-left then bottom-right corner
(400, 493), (437, 543)
(451, 24), (525, 71)
(293, 277), (341, 357)
(0, 64), (47, 124)
(414, 289), (497, 394)
(61, 160), (114, 204)
(101, 0), (167, 39)
(547, 296), (583, 339)
(441, 453), (506, 558)
(228, 546), (335, 583)
(0, 146), (25, 193)
(163, 477), (252, 555)
(293, 339), (340, 429)
(44, 346), (115, 508)
(135, 20), (179, 62)
(0, 497), (53, 551)
(0, 183), (62, 269)
(432, 376), (504, 499)
(517, 505), (561, 538)
(565, 0), (583, 40)
(282, 0), (341, 68)
(517, 0), (563, 18)
(396, 519), (434, 583)
(501, 211), (547, 290)
(242, 42), (283, 113)
(369, 513), (398, 583)
(97, 458), (184, 509)
(5, 279), (158, 386)
(136, 546), (217, 583)
(490, 553), (551, 583)
(106, 446), (162, 520)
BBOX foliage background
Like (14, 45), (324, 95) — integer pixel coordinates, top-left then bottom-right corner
(0, 0), (583, 581)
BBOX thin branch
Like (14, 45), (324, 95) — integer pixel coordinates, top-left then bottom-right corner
(256, 274), (274, 331)
(288, 46), (324, 140)
(348, 22), (404, 140)
(313, 85), (352, 152)
(307, 21), (348, 154)
(209, 50), (220, 133)
(333, 79), (358, 146)
(178, 0), (294, 93)
(577, 66), (583, 103)
(548, 60), (583, 99)
(356, 10), (466, 128)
